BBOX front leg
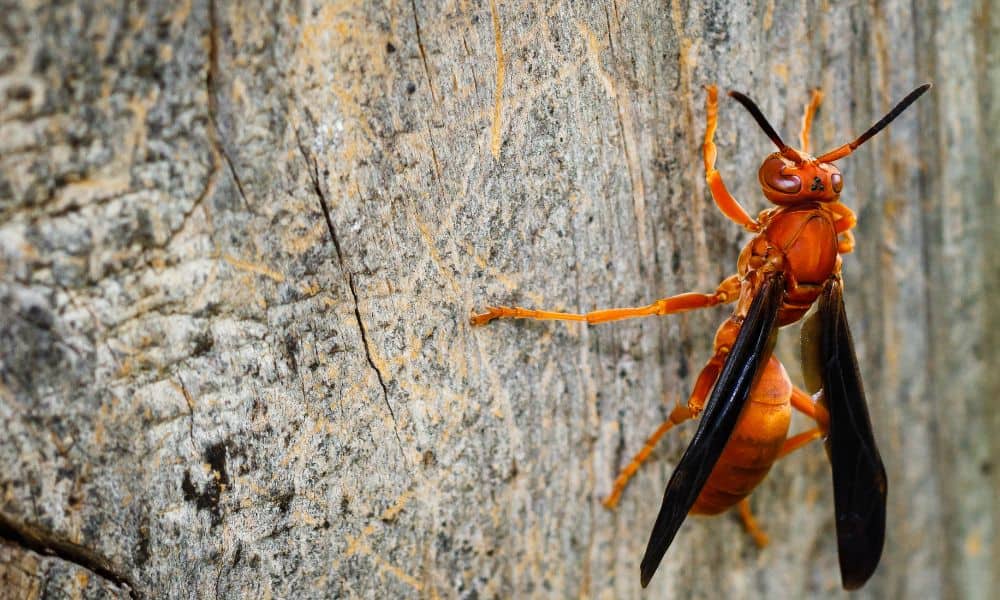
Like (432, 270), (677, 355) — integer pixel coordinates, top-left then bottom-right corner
(472, 275), (741, 326)
(704, 85), (761, 232)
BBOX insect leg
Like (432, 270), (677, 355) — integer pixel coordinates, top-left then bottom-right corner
(471, 274), (740, 326)
(704, 85), (760, 232)
(737, 498), (769, 547)
(602, 403), (693, 509)
(827, 202), (857, 254)
(737, 424), (825, 548)
(799, 88), (824, 153)
(776, 427), (823, 459)
(776, 386), (827, 459)
(791, 386), (829, 431)
(685, 352), (724, 417)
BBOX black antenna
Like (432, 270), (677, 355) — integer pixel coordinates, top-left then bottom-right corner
(848, 83), (931, 149)
(818, 83), (932, 162)
(728, 91), (796, 159)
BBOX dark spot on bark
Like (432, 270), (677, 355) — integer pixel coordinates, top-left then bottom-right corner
(179, 442), (230, 525)
(25, 304), (53, 330)
(196, 302), (222, 318)
(437, 531), (453, 553)
(6, 85), (32, 101)
(191, 330), (214, 356)
(386, 42), (396, 53)
(133, 208), (156, 248)
(204, 442), (228, 486)
(676, 351), (689, 379)
(340, 495), (351, 514)
(284, 334), (299, 372)
(181, 468), (223, 525)
(275, 491), (294, 513)
(135, 526), (151, 566)
(181, 471), (198, 503)
(981, 461), (993, 475)
(406, 82), (416, 94)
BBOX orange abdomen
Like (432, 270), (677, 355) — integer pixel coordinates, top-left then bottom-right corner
(690, 356), (792, 515)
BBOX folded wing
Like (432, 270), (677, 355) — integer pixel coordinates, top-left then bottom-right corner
(801, 278), (886, 590)
(640, 273), (784, 587)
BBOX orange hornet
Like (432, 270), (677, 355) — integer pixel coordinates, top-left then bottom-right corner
(472, 83), (930, 589)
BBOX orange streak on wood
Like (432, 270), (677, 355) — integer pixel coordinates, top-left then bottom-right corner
(489, 0), (505, 159)
(222, 254), (286, 282)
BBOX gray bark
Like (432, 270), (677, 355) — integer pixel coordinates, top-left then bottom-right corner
(1, 0), (996, 598)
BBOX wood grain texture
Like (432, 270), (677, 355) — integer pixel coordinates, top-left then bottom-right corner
(0, 0), (994, 598)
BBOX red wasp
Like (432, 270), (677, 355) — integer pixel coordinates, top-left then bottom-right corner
(472, 82), (930, 589)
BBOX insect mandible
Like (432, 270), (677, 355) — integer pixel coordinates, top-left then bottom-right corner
(472, 82), (931, 590)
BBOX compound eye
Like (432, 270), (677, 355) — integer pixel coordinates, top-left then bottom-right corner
(760, 157), (801, 194)
(831, 172), (843, 193)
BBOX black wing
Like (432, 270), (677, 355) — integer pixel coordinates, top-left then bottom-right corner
(801, 278), (886, 590)
(639, 273), (784, 588)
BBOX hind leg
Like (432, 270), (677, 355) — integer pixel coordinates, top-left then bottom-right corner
(738, 498), (770, 547)
(736, 397), (826, 546)
(602, 404), (693, 509)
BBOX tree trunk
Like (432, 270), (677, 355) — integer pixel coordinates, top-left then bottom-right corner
(1, 1), (995, 598)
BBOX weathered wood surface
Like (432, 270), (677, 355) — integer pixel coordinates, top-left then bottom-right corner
(0, 1), (995, 598)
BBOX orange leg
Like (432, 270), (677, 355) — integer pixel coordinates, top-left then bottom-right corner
(791, 385), (829, 431)
(827, 202), (857, 254)
(837, 230), (855, 254)
(737, 420), (824, 546)
(602, 404), (693, 509)
(602, 337), (732, 509)
(704, 85), (760, 232)
(799, 89), (824, 154)
(685, 350), (725, 417)
(737, 498), (770, 548)
(471, 275), (740, 326)
(736, 387), (828, 545)
(777, 427), (824, 459)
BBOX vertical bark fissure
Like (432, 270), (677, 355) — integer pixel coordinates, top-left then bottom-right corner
(207, 0), (251, 210)
(294, 133), (405, 458)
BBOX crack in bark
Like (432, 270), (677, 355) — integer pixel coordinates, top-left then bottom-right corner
(177, 376), (196, 451)
(294, 132), (405, 457)
(409, 0), (438, 104)
(206, 0), (251, 211)
(155, 158), (219, 252)
(0, 512), (139, 597)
